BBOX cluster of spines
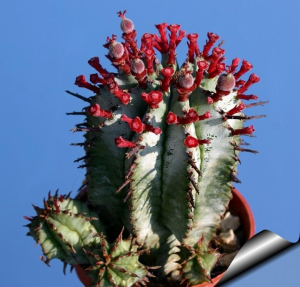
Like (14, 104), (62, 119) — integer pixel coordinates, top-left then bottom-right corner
(83, 228), (157, 287)
(24, 191), (103, 270)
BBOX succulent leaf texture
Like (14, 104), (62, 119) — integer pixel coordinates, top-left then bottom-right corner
(25, 10), (265, 286)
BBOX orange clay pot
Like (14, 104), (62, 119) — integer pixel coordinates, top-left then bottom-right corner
(75, 188), (255, 287)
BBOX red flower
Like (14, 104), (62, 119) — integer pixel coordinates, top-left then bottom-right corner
(75, 75), (99, 93)
(226, 103), (246, 116)
(154, 23), (169, 53)
(184, 135), (210, 148)
(202, 32), (220, 58)
(131, 117), (146, 133)
(231, 125), (255, 136)
(88, 57), (108, 77)
(121, 115), (145, 133)
(166, 111), (178, 125)
(115, 136), (136, 148)
(161, 67), (174, 92)
(234, 59), (253, 80)
(198, 111), (212, 120)
(141, 91), (163, 108)
(145, 125), (162, 135)
(119, 92), (131, 105)
(195, 61), (208, 86)
(87, 103), (112, 119)
(185, 109), (199, 123)
(238, 73), (260, 95)
(237, 94), (258, 101)
(227, 58), (240, 74)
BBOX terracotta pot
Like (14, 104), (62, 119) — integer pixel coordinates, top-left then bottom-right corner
(75, 188), (255, 287)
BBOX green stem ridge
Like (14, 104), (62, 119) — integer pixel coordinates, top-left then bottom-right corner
(125, 91), (172, 250)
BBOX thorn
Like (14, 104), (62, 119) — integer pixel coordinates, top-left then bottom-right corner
(188, 171), (199, 194)
(231, 173), (241, 183)
(235, 146), (258, 154)
(123, 189), (132, 203)
(65, 90), (91, 103)
(40, 256), (50, 266)
(231, 140), (258, 154)
(125, 145), (145, 159)
(70, 140), (94, 147)
(232, 155), (241, 165)
(23, 216), (33, 221)
(77, 164), (88, 169)
(147, 266), (161, 270)
(74, 155), (90, 163)
(66, 111), (86, 116)
(63, 262), (68, 275)
(147, 272), (156, 278)
(187, 152), (201, 176)
(75, 122), (88, 128)
(245, 101), (269, 108)
(225, 114), (267, 121)
(125, 161), (137, 180)
(240, 139), (250, 146)
(116, 178), (131, 194)
(187, 187), (195, 209)
(71, 125), (103, 133)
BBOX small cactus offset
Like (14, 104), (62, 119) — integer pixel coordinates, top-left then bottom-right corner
(25, 10), (266, 286)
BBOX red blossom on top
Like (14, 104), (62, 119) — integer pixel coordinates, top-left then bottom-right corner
(167, 24), (181, 43)
(154, 23), (169, 53)
(161, 67), (174, 92)
(88, 57), (109, 77)
(238, 73), (260, 95)
(202, 32), (220, 58)
(75, 75), (99, 93)
(194, 61), (208, 86)
(187, 33), (199, 63)
(234, 60), (253, 80)
(227, 58), (240, 74)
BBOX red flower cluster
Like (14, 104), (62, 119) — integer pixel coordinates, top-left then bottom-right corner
(121, 114), (161, 134)
(166, 109), (211, 125)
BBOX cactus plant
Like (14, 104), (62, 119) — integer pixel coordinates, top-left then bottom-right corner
(25, 10), (266, 286)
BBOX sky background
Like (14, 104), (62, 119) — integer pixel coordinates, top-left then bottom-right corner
(0, 0), (299, 286)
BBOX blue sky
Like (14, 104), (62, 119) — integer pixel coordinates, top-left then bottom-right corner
(1, 0), (299, 286)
